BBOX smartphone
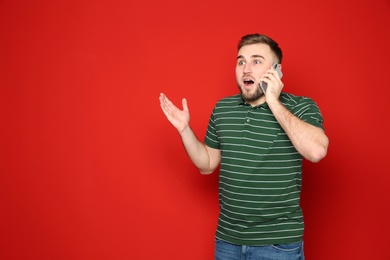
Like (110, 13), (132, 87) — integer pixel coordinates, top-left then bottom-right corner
(260, 62), (283, 94)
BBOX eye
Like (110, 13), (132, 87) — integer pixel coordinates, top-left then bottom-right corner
(238, 60), (246, 66)
(253, 60), (261, 65)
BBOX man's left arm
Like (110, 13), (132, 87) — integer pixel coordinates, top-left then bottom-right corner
(267, 99), (329, 163)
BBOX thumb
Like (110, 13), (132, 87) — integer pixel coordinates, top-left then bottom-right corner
(182, 98), (189, 112)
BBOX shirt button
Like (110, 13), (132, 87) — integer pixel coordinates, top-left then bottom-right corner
(247, 119), (250, 122)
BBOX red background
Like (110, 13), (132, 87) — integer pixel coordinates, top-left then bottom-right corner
(1, 0), (390, 259)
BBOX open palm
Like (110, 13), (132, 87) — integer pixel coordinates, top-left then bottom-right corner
(159, 93), (190, 132)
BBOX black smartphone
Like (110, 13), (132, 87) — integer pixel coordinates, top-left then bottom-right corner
(260, 62), (283, 94)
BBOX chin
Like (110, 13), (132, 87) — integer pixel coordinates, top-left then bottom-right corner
(240, 86), (263, 102)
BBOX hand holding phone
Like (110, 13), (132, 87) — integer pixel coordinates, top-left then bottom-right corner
(260, 62), (283, 94)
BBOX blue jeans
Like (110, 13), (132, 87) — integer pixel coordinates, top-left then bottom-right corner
(215, 239), (304, 260)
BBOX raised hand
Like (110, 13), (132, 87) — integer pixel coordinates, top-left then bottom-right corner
(159, 93), (190, 133)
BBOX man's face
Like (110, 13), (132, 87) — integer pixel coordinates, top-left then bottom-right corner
(236, 43), (275, 104)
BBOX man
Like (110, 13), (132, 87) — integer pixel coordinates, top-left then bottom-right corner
(159, 33), (329, 260)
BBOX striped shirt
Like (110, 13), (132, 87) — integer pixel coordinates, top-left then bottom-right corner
(204, 93), (324, 246)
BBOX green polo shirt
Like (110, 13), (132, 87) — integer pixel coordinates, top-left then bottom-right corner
(204, 93), (324, 246)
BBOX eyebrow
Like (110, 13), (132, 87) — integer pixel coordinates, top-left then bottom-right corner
(237, 54), (266, 60)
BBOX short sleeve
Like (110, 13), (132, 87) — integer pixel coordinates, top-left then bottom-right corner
(292, 97), (325, 130)
(204, 109), (220, 149)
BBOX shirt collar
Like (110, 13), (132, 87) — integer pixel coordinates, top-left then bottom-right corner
(237, 95), (269, 109)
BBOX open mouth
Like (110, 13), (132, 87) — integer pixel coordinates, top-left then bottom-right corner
(243, 79), (254, 87)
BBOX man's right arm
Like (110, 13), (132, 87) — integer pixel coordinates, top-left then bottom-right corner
(178, 125), (221, 174)
(159, 93), (221, 174)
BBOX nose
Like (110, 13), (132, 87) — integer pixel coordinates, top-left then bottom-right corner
(243, 62), (252, 74)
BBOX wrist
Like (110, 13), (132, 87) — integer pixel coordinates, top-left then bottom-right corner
(178, 124), (191, 135)
(266, 97), (281, 109)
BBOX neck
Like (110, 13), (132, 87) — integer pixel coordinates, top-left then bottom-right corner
(246, 95), (266, 107)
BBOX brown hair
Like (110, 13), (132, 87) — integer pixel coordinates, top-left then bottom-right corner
(238, 34), (283, 63)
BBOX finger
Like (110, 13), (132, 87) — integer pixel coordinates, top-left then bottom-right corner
(267, 69), (277, 78)
(261, 73), (272, 83)
(159, 93), (167, 107)
(160, 100), (170, 115)
(261, 78), (271, 87)
(160, 94), (173, 114)
(160, 94), (173, 110)
(159, 93), (167, 103)
(182, 98), (188, 112)
(263, 70), (279, 83)
(272, 71), (280, 80)
(160, 93), (170, 104)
